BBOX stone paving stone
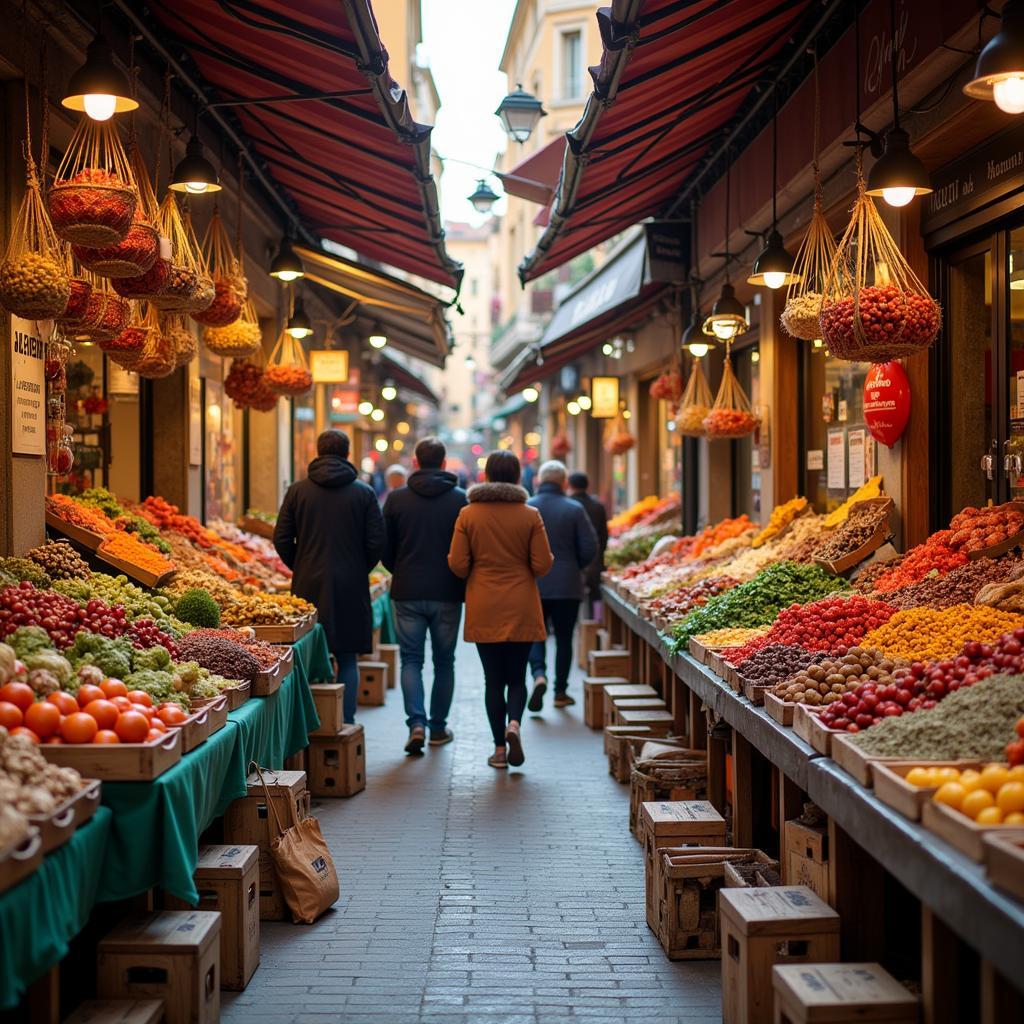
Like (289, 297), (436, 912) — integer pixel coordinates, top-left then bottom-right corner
(221, 635), (721, 1023)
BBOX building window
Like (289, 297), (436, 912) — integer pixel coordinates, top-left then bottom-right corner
(560, 30), (582, 100)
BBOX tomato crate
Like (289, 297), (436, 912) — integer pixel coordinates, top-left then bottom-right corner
(38, 729), (181, 781)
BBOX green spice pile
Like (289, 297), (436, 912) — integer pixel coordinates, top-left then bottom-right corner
(670, 561), (847, 650)
(849, 674), (1024, 760)
(606, 531), (669, 568)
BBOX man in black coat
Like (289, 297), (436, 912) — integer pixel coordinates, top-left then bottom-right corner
(382, 437), (467, 754)
(274, 429), (385, 724)
(569, 471), (608, 620)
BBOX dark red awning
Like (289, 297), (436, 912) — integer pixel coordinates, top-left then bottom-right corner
(142, 0), (462, 290)
(519, 0), (815, 282)
(497, 138), (566, 206)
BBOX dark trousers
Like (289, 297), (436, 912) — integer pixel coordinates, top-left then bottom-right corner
(476, 641), (532, 746)
(529, 598), (580, 694)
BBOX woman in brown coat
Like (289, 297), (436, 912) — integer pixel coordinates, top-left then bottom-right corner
(448, 450), (554, 769)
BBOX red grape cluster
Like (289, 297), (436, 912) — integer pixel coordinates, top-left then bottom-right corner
(0, 582), (129, 648)
(127, 618), (179, 657)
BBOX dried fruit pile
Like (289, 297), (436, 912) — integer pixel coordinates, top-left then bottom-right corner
(946, 503), (1024, 554)
(861, 604), (1024, 662)
(778, 648), (907, 712)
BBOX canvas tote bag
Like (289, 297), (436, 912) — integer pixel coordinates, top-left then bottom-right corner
(253, 762), (339, 923)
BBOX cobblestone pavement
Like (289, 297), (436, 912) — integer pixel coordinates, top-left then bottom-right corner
(222, 635), (722, 1023)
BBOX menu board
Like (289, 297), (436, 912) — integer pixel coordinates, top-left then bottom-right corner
(10, 316), (46, 456)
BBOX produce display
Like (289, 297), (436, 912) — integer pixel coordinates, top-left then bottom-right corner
(608, 495), (680, 537)
(0, 729), (83, 815)
(871, 533), (967, 593)
(812, 501), (889, 563)
(823, 477), (884, 528)
(860, 605), (1024, 662)
(691, 626), (771, 649)
(736, 645), (831, 691)
(751, 497), (807, 548)
(930, 762), (1024, 826)
(783, 649), (908, 712)
(647, 576), (739, 621)
(946, 503), (1024, 555)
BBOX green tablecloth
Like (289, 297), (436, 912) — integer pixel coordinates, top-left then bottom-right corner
(372, 590), (395, 642)
(0, 806), (113, 1010)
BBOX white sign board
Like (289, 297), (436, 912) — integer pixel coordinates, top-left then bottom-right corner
(847, 429), (866, 489)
(11, 316), (46, 456)
(827, 429), (846, 490)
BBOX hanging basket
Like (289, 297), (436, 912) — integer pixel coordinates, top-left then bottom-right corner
(111, 143), (170, 299)
(226, 351), (278, 411)
(100, 301), (154, 360)
(73, 216), (159, 279)
(69, 288), (132, 342)
(204, 298), (261, 357)
(48, 118), (137, 246)
(160, 314), (198, 369)
(819, 174), (941, 361)
(54, 275), (93, 324)
(191, 209), (246, 327)
(780, 199), (837, 341)
(649, 368), (683, 411)
(149, 194), (208, 312)
(675, 360), (714, 437)
(133, 313), (178, 379)
(703, 353), (759, 438)
(604, 415), (635, 455)
(265, 330), (313, 396)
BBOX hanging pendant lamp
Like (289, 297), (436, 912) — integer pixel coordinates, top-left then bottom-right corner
(964, 1), (1024, 113)
(703, 160), (749, 341)
(170, 136), (221, 194)
(270, 236), (304, 282)
(286, 294), (313, 339)
(62, 35), (138, 121)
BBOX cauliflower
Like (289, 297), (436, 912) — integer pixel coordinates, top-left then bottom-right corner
(27, 668), (59, 697)
(23, 650), (73, 686)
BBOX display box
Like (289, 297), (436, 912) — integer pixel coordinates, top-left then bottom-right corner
(308, 724), (365, 797)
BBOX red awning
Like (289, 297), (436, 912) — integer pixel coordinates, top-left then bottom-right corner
(142, 0), (462, 290)
(497, 138), (566, 206)
(519, 0), (815, 282)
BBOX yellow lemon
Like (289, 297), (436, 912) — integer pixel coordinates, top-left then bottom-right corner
(980, 764), (1011, 794)
(1004, 812), (1024, 825)
(905, 767), (933, 788)
(930, 767), (961, 786)
(976, 806), (1004, 825)
(961, 788), (996, 820)
(1009, 766), (1024, 783)
(933, 782), (967, 810)
(996, 781), (1024, 815)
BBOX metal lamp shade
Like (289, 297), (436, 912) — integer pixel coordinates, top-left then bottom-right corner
(747, 229), (801, 288)
(495, 85), (547, 143)
(964, 1), (1024, 112)
(865, 128), (932, 204)
(62, 37), (139, 118)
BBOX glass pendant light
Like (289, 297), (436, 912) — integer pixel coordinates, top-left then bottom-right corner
(964, 1), (1024, 113)
(468, 179), (500, 214)
(495, 84), (547, 143)
(368, 322), (388, 349)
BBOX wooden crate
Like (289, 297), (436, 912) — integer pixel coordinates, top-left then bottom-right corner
(0, 826), (42, 895)
(723, 850), (781, 889)
(596, 627), (612, 651)
(377, 643), (399, 688)
(251, 659), (283, 698)
(772, 962), (919, 1023)
(224, 770), (309, 848)
(984, 831), (1024, 901)
(223, 681), (251, 711)
(783, 819), (830, 901)
(371, 626), (381, 657)
(27, 778), (101, 856)
(616, 708), (673, 734)
(38, 730), (181, 781)
(356, 661), (388, 706)
(604, 726), (653, 782)
(308, 724), (365, 797)
(921, 801), (1024, 862)
(257, 852), (288, 922)
(640, 800), (727, 933)
(582, 675), (628, 729)
(793, 705), (832, 756)
(63, 1000), (165, 1024)
(719, 886), (840, 1024)
(872, 760), (982, 821)
(165, 845), (260, 992)
(578, 619), (600, 668)
(45, 509), (103, 549)
(763, 692), (796, 726)
(284, 748), (307, 773)
(588, 649), (630, 678)
(167, 706), (214, 754)
(97, 911), (221, 1024)
(310, 683), (345, 736)
(251, 612), (316, 644)
(609, 697), (667, 728)
(96, 546), (176, 589)
(629, 757), (708, 837)
(603, 684), (658, 728)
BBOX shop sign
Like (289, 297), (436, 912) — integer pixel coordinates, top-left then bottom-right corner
(310, 349), (350, 383)
(10, 316), (46, 456)
(643, 221), (688, 283)
(863, 361), (911, 448)
(921, 121), (1024, 238)
(591, 376), (619, 418)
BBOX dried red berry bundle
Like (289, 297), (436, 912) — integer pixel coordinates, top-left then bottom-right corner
(820, 285), (940, 361)
(49, 168), (136, 247)
(74, 220), (159, 279)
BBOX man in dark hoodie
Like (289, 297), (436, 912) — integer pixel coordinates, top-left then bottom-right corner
(274, 429), (385, 725)
(383, 436), (467, 754)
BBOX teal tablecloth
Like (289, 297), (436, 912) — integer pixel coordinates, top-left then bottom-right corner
(0, 806), (113, 1010)
(372, 590), (395, 643)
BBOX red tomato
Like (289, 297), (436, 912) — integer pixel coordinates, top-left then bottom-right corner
(147, 718), (167, 734)
(0, 701), (23, 730)
(24, 701), (61, 739)
(145, 728), (165, 741)
(130, 702), (154, 718)
(114, 710), (150, 743)
(100, 679), (128, 699)
(9, 726), (39, 743)
(45, 736), (64, 745)
(126, 690), (153, 708)
(0, 682), (35, 712)
(83, 699), (119, 730)
(60, 712), (98, 744)
(47, 691), (79, 716)
(93, 729), (121, 744)
(76, 684), (105, 708)
(110, 696), (133, 711)
(156, 705), (188, 726)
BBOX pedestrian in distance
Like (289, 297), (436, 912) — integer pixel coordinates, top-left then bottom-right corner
(382, 463), (408, 503)
(568, 471), (608, 621)
(526, 460), (598, 712)
(274, 429), (385, 725)
(447, 450), (553, 770)
(383, 436), (467, 754)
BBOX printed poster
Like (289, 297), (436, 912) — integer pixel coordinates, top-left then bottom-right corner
(847, 429), (866, 489)
(827, 429), (845, 490)
(10, 316), (46, 456)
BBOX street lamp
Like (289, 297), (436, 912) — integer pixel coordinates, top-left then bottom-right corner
(368, 322), (387, 349)
(468, 179), (500, 214)
(62, 35), (138, 121)
(702, 282), (748, 342)
(965, 1), (1024, 113)
(495, 84), (547, 143)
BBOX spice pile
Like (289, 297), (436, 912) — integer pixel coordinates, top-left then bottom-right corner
(886, 557), (1023, 610)
(947, 503), (1024, 555)
(752, 497), (807, 549)
(861, 605), (1024, 662)
(813, 501), (889, 563)
(871, 533), (967, 593)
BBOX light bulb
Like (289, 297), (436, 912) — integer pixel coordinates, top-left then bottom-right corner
(375, 439), (388, 452)
(602, 343), (613, 356)
(578, 395), (592, 411)
(396, 421), (410, 435)
(275, 269), (301, 283)
(687, 342), (710, 359)
(185, 181), (209, 194)
(881, 186), (916, 208)
(83, 93), (117, 121)
(762, 271), (787, 290)
(622, 409), (631, 420)
(393, 439), (404, 451)
(812, 338), (824, 349)
(994, 75), (1024, 114)
(381, 385), (397, 401)
(567, 401), (581, 416)
(358, 400), (374, 415)
(751, 350), (760, 363)
(369, 333), (387, 349)
(523, 386), (539, 402)
(711, 319), (738, 341)
(370, 408), (385, 422)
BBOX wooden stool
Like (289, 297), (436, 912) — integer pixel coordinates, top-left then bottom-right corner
(310, 683), (345, 736)
(308, 724), (365, 797)
(772, 962), (918, 1023)
(97, 912), (221, 1024)
(609, 696), (666, 727)
(588, 649), (630, 677)
(720, 886), (840, 1024)
(356, 661), (387, 705)
(583, 675), (628, 729)
(617, 708), (673, 735)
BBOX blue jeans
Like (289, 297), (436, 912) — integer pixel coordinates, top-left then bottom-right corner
(332, 651), (359, 724)
(529, 598), (580, 694)
(392, 600), (462, 732)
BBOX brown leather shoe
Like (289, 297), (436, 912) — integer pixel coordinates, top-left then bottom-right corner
(404, 726), (426, 755)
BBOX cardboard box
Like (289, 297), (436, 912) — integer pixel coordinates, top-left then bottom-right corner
(356, 661), (387, 706)
(309, 724), (365, 797)
(310, 683), (345, 736)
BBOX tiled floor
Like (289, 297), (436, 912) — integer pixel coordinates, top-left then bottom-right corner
(222, 635), (722, 1023)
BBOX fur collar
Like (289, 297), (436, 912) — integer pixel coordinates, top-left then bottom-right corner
(468, 481), (528, 504)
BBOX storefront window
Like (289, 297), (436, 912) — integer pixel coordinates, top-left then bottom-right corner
(293, 392), (317, 481)
(802, 348), (873, 513)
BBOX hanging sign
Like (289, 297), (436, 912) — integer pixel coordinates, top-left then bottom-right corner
(863, 361), (911, 448)
(310, 349), (350, 383)
(11, 316), (46, 456)
(644, 221), (688, 283)
(591, 376), (619, 418)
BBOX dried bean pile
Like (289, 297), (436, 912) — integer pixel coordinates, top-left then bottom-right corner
(175, 632), (260, 680)
(735, 644), (831, 689)
(813, 502), (889, 562)
(187, 627), (280, 668)
(26, 541), (89, 580)
(883, 556), (1024, 610)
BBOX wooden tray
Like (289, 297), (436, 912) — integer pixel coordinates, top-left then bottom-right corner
(813, 497), (894, 575)
(223, 680), (251, 711)
(984, 831), (1024, 901)
(741, 678), (771, 706)
(687, 638), (709, 664)
(829, 731), (884, 786)
(967, 500), (1024, 560)
(44, 510), (104, 551)
(96, 544), (176, 589)
(763, 691), (796, 726)
(252, 658), (283, 697)
(239, 515), (275, 539)
(0, 827), (42, 895)
(872, 761), (983, 821)
(251, 611), (316, 644)
(275, 644), (295, 678)
(39, 729), (181, 780)
(168, 705), (214, 754)
(793, 703), (833, 755)
(27, 778), (101, 855)
(921, 800), (1024, 862)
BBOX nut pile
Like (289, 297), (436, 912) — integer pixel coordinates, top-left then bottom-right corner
(813, 502), (889, 562)
(0, 252), (71, 319)
(772, 648), (906, 706)
(885, 557), (1023, 610)
(27, 540), (90, 580)
(947, 503), (1024, 554)
(779, 291), (824, 341)
(175, 632), (261, 681)
(0, 731), (83, 816)
(735, 644), (831, 689)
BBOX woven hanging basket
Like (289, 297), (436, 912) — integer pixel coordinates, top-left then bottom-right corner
(703, 352), (758, 438)
(265, 329), (313, 396)
(204, 298), (262, 358)
(675, 360), (714, 437)
(100, 301), (155, 361)
(191, 208), (246, 327)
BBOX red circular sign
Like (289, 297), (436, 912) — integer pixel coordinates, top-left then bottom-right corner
(863, 361), (911, 448)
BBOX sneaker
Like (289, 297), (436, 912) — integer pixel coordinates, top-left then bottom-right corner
(487, 749), (508, 769)
(505, 723), (525, 767)
(554, 693), (576, 708)
(404, 726), (426, 755)
(429, 727), (454, 747)
(527, 676), (547, 713)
